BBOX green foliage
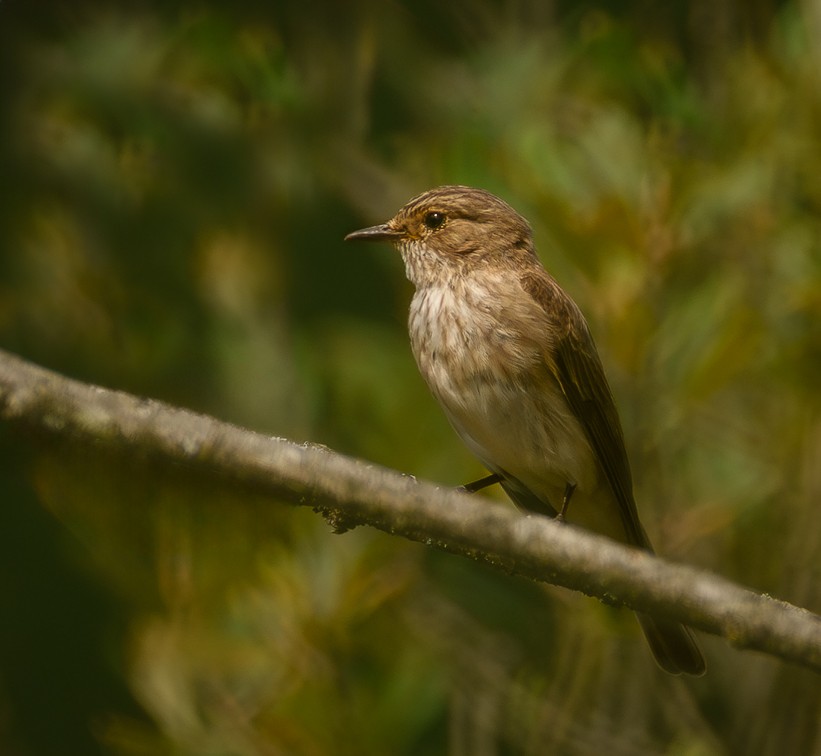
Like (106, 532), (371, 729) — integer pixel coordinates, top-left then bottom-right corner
(1, 1), (820, 754)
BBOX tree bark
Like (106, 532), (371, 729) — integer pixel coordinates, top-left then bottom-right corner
(0, 348), (819, 672)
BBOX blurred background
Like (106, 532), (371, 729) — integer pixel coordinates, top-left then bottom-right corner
(1, 0), (820, 753)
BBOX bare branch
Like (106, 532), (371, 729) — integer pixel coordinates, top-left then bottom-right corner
(0, 348), (819, 672)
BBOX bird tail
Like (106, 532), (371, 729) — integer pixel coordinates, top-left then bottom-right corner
(499, 476), (706, 675)
(636, 612), (706, 676)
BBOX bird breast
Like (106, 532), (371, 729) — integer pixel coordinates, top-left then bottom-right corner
(407, 274), (599, 502)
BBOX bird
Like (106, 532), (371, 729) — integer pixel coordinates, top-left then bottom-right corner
(345, 185), (705, 676)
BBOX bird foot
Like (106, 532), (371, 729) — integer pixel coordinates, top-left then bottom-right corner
(458, 472), (502, 494)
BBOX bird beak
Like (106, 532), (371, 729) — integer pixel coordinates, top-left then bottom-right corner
(344, 223), (403, 243)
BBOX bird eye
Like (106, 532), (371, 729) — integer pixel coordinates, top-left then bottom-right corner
(423, 211), (446, 230)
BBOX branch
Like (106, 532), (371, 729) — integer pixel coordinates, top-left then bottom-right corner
(0, 348), (819, 672)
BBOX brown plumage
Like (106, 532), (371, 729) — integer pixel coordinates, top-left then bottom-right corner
(345, 185), (705, 676)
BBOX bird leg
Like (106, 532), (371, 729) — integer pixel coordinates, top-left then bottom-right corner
(556, 482), (577, 521)
(458, 472), (503, 494)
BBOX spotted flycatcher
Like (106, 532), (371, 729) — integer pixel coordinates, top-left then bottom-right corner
(345, 185), (705, 676)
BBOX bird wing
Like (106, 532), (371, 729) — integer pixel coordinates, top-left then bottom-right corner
(520, 271), (651, 550)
